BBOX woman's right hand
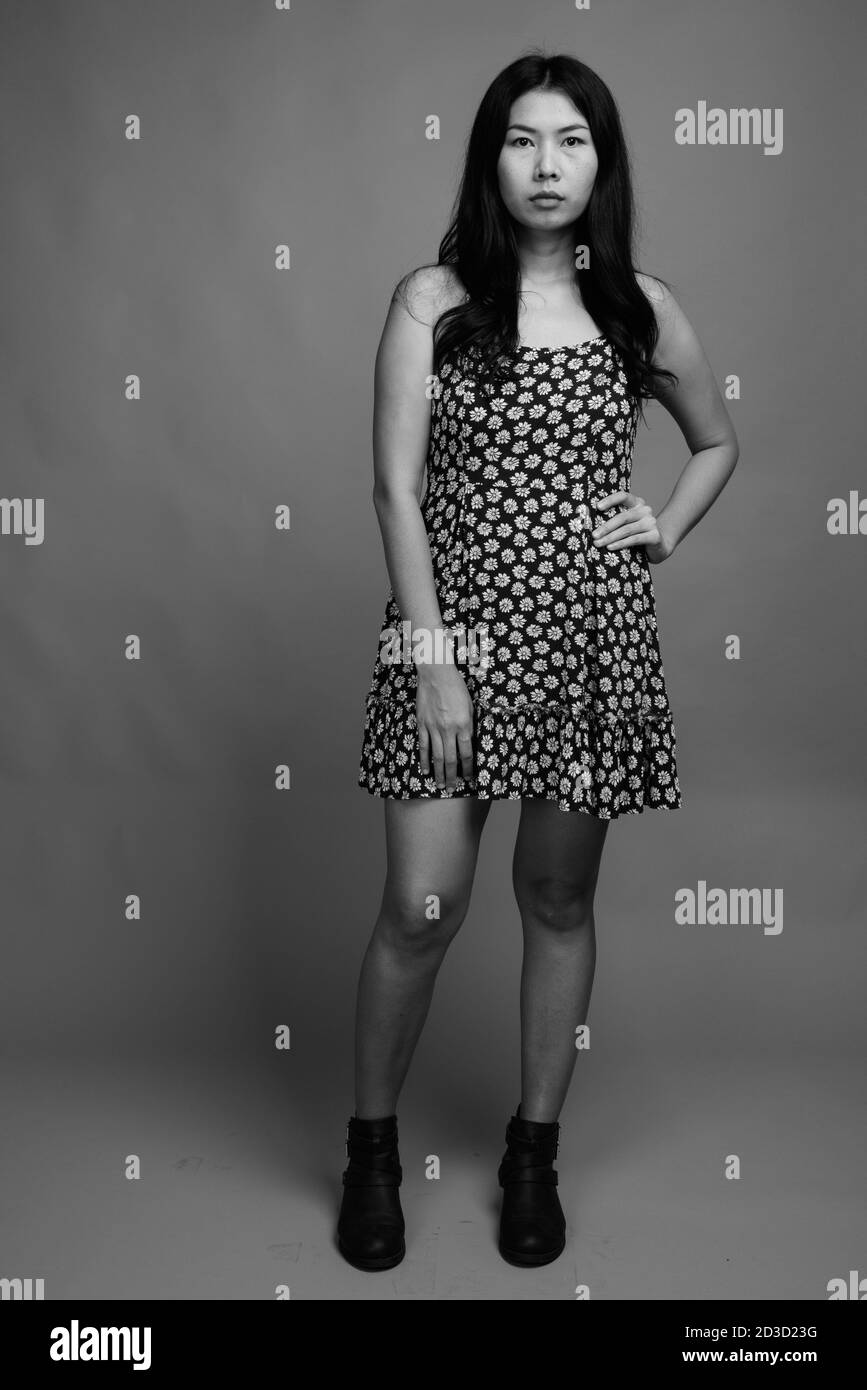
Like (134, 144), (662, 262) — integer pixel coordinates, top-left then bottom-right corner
(416, 665), (475, 791)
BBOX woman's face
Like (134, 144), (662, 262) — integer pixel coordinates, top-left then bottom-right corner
(497, 88), (598, 230)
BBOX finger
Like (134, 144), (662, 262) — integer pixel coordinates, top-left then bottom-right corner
(603, 537), (645, 550)
(594, 519), (650, 539)
(418, 721), (431, 775)
(591, 515), (616, 541)
(442, 729), (460, 791)
(593, 491), (629, 511)
(594, 515), (652, 545)
(597, 519), (653, 545)
(605, 530), (658, 551)
(592, 500), (647, 540)
(429, 729), (447, 788)
(457, 729), (474, 781)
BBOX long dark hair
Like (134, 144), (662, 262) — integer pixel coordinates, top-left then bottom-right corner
(404, 51), (678, 413)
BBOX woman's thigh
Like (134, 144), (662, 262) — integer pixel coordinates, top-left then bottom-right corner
(380, 795), (493, 938)
(512, 799), (610, 927)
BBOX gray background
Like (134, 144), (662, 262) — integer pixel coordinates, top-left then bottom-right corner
(0, 0), (864, 1300)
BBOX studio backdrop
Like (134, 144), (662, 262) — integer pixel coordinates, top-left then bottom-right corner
(1, 0), (864, 1303)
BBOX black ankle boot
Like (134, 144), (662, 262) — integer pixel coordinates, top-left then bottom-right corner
(497, 1107), (567, 1266)
(337, 1114), (406, 1271)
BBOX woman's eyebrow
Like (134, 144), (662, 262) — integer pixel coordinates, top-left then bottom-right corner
(506, 121), (590, 133)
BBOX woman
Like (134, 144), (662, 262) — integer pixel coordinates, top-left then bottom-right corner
(341, 52), (739, 1272)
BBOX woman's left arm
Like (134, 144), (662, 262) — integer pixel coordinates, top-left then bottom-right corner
(592, 274), (740, 564)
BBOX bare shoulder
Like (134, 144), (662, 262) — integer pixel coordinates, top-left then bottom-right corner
(391, 263), (467, 327)
(635, 271), (667, 303)
(634, 272), (739, 455)
(635, 272), (676, 326)
(635, 270), (701, 360)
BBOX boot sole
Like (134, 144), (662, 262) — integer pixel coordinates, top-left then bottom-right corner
(498, 1238), (566, 1268)
(337, 1236), (406, 1271)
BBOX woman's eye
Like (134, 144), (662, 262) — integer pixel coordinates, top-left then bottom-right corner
(510, 136), (585, 147)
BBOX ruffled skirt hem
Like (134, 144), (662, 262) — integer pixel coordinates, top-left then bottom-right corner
(358, 691), (682, 820)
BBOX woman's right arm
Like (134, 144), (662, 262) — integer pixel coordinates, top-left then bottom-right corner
(371, 267), (475, 793)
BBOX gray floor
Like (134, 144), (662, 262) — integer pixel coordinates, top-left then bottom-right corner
(1, 1052), (862, 1300)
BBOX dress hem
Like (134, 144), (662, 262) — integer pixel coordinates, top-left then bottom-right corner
(356, 778), (682, 820)
(358, 690), (682, 819)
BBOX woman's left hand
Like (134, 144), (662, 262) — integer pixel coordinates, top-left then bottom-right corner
(591, 491), (674, 564)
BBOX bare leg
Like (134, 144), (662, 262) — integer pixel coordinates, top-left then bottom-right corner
(511, 800), (610, 1123)
(354, 795), (492, 1117)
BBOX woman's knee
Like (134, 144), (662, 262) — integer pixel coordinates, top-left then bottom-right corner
(513, 872), (596, 932)
(378, 880), (472, 953)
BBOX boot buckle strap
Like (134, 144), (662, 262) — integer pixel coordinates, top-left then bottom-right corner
(344, 1150), (402, 1172)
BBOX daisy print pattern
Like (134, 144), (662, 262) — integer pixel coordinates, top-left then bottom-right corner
(358, 335), (682, 818)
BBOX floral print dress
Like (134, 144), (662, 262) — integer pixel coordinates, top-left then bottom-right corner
(357, 335), (682, 818)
